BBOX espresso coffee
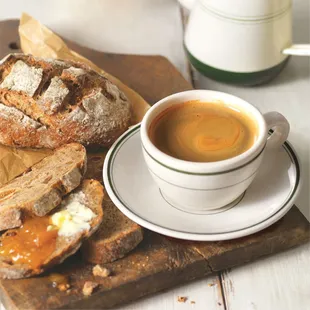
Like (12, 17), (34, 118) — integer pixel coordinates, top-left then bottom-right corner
(148, 100), (258, 162)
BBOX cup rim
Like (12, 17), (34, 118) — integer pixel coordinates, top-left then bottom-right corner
(140, 90), (268, 174)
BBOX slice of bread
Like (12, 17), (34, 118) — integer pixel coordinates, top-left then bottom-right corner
(81, 198), (143, 264)
(0, 179), (104, 279)
(0, 143), (86, 231)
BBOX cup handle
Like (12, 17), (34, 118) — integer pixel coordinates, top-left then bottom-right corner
(263, 112), (290, 149)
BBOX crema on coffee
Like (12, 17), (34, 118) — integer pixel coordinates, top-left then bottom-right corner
(148, 100), (258, 162)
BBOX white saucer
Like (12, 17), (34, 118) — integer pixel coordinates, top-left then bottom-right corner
(103, 124), (301, 241)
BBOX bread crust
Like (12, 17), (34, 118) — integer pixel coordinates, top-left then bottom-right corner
(82, 224), (143, 264)
(0, 54), (132, 148)
(0, 179), (104, 279)
(81, 199), (143, 264)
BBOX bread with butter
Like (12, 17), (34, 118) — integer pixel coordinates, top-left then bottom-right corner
(0, 143), (86, 231)
(0, 179), (104, 279)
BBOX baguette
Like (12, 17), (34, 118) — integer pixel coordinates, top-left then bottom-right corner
(0, 179), (104, 279)
(0, 54), (132, 148)
(81, 199), (143, 264)
(0, 143), (86, 231)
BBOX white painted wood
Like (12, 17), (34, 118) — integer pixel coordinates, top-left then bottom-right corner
(221, 243), (310, 310)
(115, 276), (225, 310)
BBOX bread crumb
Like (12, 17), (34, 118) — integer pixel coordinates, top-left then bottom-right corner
(83, 281), (99, 296)
(58, 283), (70, 292)
(177, 296), (187, 303)
(92, 265), (111, 277)
(208, 283), (215, 287)
(190, 301), (196, 304)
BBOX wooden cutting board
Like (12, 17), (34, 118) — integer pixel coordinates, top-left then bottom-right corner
(0, 20), (309, 310)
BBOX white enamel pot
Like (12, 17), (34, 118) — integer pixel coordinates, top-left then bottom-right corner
(179, 0), (310, 85)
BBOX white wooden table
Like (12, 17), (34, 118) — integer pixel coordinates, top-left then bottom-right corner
(0, 1), (309, 309)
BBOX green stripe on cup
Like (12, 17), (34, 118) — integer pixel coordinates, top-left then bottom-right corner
(185, 46), (290, 86)
(142, 142), (266, 176)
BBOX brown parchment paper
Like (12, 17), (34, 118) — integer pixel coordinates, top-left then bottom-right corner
(0, 13), (150, 186)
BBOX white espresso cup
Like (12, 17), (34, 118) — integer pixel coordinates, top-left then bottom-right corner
(140, 90), (290, 213)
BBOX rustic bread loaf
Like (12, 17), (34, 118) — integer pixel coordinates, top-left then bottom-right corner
(0, 179), (104, 279)
(0, 54), (132, 148)
(81, 199), (143, 264)
(0, 143), (86, 231)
